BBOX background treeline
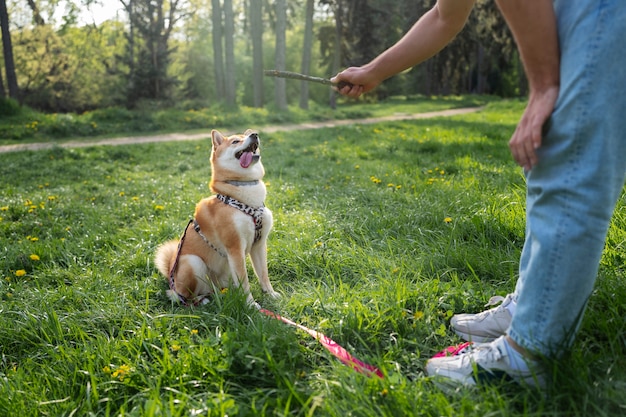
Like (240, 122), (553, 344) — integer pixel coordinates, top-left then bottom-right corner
(0, 0), (521, 114)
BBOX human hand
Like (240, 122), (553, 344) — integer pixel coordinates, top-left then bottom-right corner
(509, 86), (559, 170)
(331, 66), (381, 98)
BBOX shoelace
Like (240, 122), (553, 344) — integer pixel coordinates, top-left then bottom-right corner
(471, 341), (504, 365)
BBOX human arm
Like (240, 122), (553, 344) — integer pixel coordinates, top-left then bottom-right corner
(495, 0), (560, 170)
(331, 0), (475, 98)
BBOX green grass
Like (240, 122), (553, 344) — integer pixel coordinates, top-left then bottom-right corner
(1, 99), (625, 416)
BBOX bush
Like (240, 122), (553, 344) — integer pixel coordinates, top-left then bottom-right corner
(0, 98), (21, 118)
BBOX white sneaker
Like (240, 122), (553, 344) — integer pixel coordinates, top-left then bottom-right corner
(451, 294), (514, 343)
(426, 335), (545, 388)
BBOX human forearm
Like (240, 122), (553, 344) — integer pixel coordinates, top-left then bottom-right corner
(495, 0), (560, 170)
(364, 0), (475, 82)
(332, 0), (474, 97)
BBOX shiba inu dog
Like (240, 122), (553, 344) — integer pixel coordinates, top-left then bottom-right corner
(155, 129), (280, 308)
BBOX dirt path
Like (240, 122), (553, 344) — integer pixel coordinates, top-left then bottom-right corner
(0, 107), (482, 154)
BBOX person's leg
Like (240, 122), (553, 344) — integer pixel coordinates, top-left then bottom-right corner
(509, 0), (626, 357)
(428, 0), (626, 386)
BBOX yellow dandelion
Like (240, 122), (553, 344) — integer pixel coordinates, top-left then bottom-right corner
(191, 329), (199, 335)
(47, 196), (57, 201)
(171, 344), (181, 352)
(154, 205), (164, 211)
(132, 196), (140, 201)
(1, 206), (8, 211)
(29, 254), (40, 261)
(220, 288), (229, 294)
(414, 311), (424, 320)
(354, 164), (360, 169)
(119, 191), (125, 197)
(15, 270), (26, 277)
(444, 217), (453, 223)
(111, 364), (131, 381)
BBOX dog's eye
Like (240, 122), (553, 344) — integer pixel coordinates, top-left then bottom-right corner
(232, 140), (241, 144)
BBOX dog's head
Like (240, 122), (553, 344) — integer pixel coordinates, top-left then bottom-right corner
(210, 129), (264, 181)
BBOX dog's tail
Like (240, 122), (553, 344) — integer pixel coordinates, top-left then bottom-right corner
(154, 240), (179, 278)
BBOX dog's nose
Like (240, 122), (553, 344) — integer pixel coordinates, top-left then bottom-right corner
(249, 132), (259, 142)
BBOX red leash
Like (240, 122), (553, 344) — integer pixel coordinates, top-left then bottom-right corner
(260, 309), (384, 379)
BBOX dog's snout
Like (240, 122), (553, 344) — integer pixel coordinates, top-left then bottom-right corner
(249, 132), (259, 142)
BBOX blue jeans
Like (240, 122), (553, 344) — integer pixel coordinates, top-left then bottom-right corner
(508, 0), (626, 357)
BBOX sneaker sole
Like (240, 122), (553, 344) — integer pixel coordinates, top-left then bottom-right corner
(453, 329), (499, 343)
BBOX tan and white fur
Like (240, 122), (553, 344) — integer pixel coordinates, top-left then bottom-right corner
(155, 129), (279, 308)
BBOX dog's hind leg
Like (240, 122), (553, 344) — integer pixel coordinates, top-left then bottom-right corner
(169, 254), (211, 302)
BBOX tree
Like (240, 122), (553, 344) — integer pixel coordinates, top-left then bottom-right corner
(211, 0), (225, 99)
(25, 0), (46, 26)
(120, 0), (186, 106)
(273, 0), (287, 110)
(223, 0), (235, 106)
(298, 0), (314, 109)
(249, 0), (264, 107)
(0, 0), (18, 100)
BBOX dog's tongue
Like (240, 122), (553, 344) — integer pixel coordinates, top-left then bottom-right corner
(240, 151), (253, 168)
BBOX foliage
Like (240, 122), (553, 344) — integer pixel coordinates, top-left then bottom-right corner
(317, 0), (520, 100)
(0, 99), (624, 416)
(10, 21), (127, 112)
(0, 97), (20, 116)
(2, 0), (525, 114)
(122, 0), (187, 107)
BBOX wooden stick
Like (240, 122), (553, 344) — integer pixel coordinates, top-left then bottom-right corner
(264, 70), (340, 86)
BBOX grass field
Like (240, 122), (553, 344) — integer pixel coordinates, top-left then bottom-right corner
(0, 95), (491, 146)
(1, 99), (625, 416)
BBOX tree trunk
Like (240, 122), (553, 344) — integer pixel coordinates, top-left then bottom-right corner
(127, 0), (135, 96)
(274, 0), (287, 110)
(211, 0), (225, 99)
(0, 0), (18, 101)
(250, 0), (264, 107)
(329, 0), (343, 110)
(223, 0), (236, 106)
(299, 0), (314, 110)
(25, 0), (45, 26)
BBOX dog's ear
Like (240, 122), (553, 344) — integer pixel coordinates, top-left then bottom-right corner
(243, 129), (254, 137)
(212, 130), (224, 147)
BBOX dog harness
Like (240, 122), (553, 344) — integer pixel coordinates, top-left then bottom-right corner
(168, 195), (265, 306)
(216, 193), (264, 243)
(168, 219), (207, 306)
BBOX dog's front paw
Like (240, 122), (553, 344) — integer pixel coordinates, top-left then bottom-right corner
(265, 290), (281, 299)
